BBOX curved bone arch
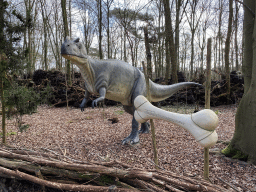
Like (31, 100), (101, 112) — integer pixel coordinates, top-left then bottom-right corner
(134, 95), (218, 148)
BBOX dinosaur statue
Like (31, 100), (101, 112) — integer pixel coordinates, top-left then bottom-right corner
(61, 37), (201, 145)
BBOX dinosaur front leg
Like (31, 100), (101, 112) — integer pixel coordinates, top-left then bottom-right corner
(122, 116), (140, 145)
(92, 87), (106, 108)
(80, 89), (90, 111)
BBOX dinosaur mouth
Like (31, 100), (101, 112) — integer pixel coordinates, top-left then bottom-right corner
(62, 54), (84, 59)
(61, 54), (87, 64)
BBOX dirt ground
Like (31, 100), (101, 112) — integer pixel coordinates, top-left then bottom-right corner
(3, 104), (256, 191)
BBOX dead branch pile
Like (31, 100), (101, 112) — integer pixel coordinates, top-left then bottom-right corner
(0, 146), (228, 191)
(30, 69), (119, 107)
(157, 71), (244, 107)
(18, 69), (244, 108)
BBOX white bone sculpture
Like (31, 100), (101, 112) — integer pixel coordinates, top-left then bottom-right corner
(134, 95), (218, 148)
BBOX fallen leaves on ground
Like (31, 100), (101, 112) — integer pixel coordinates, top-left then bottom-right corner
(4, 104), (256, 191)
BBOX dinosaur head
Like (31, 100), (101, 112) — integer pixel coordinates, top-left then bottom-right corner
(61, 37), (95, 92)
(61, 37), (87, 64)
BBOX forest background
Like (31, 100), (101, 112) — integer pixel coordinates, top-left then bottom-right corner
(3, 0), (244, 83)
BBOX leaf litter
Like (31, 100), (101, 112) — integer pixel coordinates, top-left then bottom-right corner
(4, 104), (256, 191)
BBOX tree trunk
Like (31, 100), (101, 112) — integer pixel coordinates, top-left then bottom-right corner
(0, 0), (4, 53)
(175, 0), (182, 71)
(107, 0), (110, 59)
(97, 0), (103, 59)
(163, 0), (178, 84)
(144, 27), (152, 79)
(190, 31), (195, 80)
(218, 0), (223, 74)
(40, 0), (48, 71)
(107, 0), (113, 59)
(124, 30), (127, 62)
(234, 1), (239, 71)
(222, 0), (256, 164)
(224, 0), (233, 104)
(61, 0), (71, 85)
(157, 2), (162, 78)
(25, 0), (33, 77)
(0, 74), (6, 144)
(0, 0), (6, 144)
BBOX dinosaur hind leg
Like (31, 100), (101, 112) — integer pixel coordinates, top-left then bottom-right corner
(123, 105), (150, 134)
(139, 122), (150, 134)
(121, 114), (140, 145)
(122, 106), (139, 144)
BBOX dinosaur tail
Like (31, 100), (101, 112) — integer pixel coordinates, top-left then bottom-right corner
(149, 81), (202, 102)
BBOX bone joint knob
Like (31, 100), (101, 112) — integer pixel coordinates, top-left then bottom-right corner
(134, 95), (218, 148)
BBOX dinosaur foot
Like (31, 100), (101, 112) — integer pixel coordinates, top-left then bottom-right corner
(122, 134), (139, 145)
(139, 122), (150, 134)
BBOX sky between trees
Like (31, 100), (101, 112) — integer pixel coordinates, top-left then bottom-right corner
(8, 0), (244, 80)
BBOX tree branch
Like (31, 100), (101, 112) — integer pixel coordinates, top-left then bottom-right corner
(235, 0), (255, 18)
(0, 147), (228, 191)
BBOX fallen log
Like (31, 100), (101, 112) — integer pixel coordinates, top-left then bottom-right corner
(0, 166), (136, 192)
(0, 147), (229, 191)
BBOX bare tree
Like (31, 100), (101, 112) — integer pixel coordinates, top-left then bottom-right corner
(185, 0), (205, 80)
(39, 0), (49, 71)
(24, 0), (36, 76)
(234, 0), (241, 71)
(97, 0), (103, 59)
(224, 0), (233, 103)
(106, 0), (114, 59)
(197, 1), (212, 75)
(61, 0), (71, 85)
(162, 0), (178, 83)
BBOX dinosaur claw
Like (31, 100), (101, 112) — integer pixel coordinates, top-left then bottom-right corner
(92, 101), (97, 109)
(122, 134), (139, 145)
(92, 100), (98, 109)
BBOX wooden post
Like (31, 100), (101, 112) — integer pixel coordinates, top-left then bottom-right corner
(204, 38), (212, 180)
(142, 60), (158, 168)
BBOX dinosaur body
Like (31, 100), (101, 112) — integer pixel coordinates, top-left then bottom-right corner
(61, 37), (200, 144)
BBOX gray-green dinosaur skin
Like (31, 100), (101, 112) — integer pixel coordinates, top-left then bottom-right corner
(61, 37), (201, 145)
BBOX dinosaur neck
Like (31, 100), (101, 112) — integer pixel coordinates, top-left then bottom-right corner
(75, 57), (95, 93)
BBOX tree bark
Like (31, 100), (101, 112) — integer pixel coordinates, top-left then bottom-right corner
(24, 0), (33, 77)
(0, 0), (5, 52)
(97, 0), (103, 59)
(175, 0), (182, 71)
(218, 0), (223, 72)
(61, 0), (71, 85)
(107, 0), (110, 59)
(40, 0), (48, 71)
(222, 0), (256, 164)
(0, 0), (6, 144)
(163, 0), (178, 84)
(224, 0), (233, 104)
(0, 75), (6, 144)
(0, 166), (136, 192)
(144, 27), (152, 79)
(234, 0), (240, 71)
